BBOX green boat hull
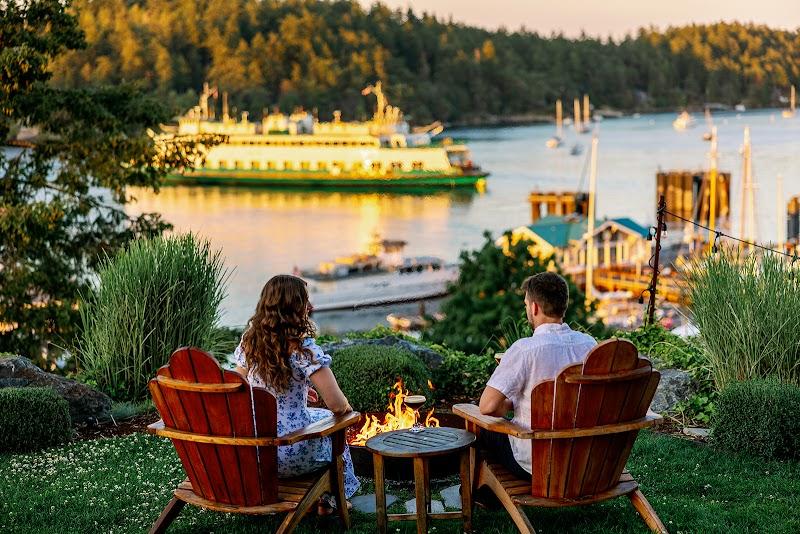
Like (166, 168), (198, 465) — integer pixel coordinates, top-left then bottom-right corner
(165, 168), (488, 189)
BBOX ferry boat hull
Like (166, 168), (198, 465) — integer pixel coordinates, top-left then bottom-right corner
(166, 168), (488, 188)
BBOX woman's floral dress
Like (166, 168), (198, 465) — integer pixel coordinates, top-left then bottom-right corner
(234, 338), (360, 498)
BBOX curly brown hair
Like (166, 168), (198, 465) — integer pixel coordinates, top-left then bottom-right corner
(241, 275), (317, 392)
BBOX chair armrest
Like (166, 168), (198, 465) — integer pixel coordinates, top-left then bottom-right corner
(147, 419), (165, 435)
(277, 411), (362, 445)
(452, 403), (534, 439)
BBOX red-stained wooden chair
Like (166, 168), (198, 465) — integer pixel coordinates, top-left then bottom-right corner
(454, 339), (667, 533)
(146, 347), (360, 534)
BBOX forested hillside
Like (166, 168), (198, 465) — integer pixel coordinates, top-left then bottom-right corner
(51, 0), (800, 123)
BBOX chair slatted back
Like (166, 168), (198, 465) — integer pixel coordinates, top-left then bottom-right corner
(149, 347), (279, 506)
(529, 339), (660, 499)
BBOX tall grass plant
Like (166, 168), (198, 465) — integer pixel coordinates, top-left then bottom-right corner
(686, 247), (800, 390)
(78, 234), (229, 400)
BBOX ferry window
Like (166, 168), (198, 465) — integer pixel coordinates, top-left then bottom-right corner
(352, 161), (363, 171)
(412, 161), (424, 171)
(300, 161), (310, 170)
(334, 161), (345, 169)
(317, 161), (327, 170)
(218, 160), (228, 169)
(371, 162), (382, 172)
(267, 161), (276, 170)
(251, 161), (260, 170)
(391, 162), (403, 171)
(234, 161), (244, 169)
(283, 161), (293, 170)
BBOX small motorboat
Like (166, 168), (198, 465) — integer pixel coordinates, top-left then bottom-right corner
(673, 111), (697, 130)
(545, 135), (563, 149)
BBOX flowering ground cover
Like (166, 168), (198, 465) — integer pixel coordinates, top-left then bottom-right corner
(1, 431), (798, 533)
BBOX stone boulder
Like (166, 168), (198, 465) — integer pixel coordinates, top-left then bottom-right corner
(649, 368), (694, 414)
(320, 336), (444, 370)
(0, 356), (112, 426)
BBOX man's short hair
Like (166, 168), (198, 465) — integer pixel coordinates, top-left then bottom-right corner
(522, 272), (569, 318)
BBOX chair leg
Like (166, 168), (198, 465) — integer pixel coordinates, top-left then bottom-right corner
(629, 489), (668, 533)
(277, 471), (331, 534)
(331, 454), (351, 529)
(478, 461), (536, 534)
(149, 496), (186, 534)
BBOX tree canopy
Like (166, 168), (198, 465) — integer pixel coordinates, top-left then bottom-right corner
(48, 0), (800, 123)
(0, 0), (212, 362)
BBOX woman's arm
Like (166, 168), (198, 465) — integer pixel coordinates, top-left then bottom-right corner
(309, 367), (352, 415)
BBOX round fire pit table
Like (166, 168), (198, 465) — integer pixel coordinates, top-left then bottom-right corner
(365, 427), (476, 534)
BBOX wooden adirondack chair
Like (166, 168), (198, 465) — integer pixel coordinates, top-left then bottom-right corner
(146, 346), (361, 534)
(454, 338), (667, 533)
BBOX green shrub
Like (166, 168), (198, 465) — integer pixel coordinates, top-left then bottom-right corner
(713, 379), (800, 460)
(686, 248), (800, 390)
(78, 233), (229, 401)
(0, 387), (72, 452)
(330, 345), (431, 412)
(432, 349), (496, 401)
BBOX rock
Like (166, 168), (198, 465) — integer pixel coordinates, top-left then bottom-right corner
(683, 427), (711, 439)
(404, 498), (445, 514)
(649, 368), (693, 414)
(440, 484), (462, 510)
(320, 336), (444, 369)
(0, 355), (112, 426)
(350, 493), (397, 514)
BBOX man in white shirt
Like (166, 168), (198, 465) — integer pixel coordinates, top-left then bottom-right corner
(478, 272), (597, 478)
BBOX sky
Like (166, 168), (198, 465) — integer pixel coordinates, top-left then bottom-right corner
(358, 0), (800, 37)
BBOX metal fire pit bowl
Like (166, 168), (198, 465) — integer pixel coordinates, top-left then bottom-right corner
(348, 410), (465, 481)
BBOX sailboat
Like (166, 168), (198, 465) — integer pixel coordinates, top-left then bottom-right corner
(702, 108), (714, 141)
(782, 86), (796, 118)
(546, 99), (564, 148)
(582, 94), (591, 130)
(574, 97), (588, 134)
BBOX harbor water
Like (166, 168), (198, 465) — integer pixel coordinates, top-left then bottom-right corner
(127, 109), (800, 332)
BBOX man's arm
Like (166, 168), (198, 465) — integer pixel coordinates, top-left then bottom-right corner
(479, 385), (514, 416)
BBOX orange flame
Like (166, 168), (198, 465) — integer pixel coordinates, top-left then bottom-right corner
(350, 378), (439, 446)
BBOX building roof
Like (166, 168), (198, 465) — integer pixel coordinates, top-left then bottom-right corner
(525, 215), (587, 248)
(606, 217), (649, 237)
(523, 215), (648, 248)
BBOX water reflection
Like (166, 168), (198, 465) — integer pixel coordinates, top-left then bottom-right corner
(126, 186), (478, 326)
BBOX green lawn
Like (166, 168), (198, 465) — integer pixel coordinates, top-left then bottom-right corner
(0, 431), (797, 533)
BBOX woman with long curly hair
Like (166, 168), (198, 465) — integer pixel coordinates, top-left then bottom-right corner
(234, 274), (359, 510)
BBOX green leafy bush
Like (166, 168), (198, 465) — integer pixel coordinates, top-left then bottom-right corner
(330, 345), (431, 412)
(613, 324), (708, 376)
(686, 248), (800, 390)
(425, 231), (605, 354)
(78, 233), (229, 401)
(0, 387), (71, 452)
(432, 349), (496, 401)
(713, 379), (800, 460)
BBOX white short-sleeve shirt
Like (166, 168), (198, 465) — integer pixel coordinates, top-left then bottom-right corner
(486, 322), (596, 474)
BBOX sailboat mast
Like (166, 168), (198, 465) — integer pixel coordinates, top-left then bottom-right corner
(583, 94), (590, 126)
(574, 98), (582, 133)
(707, 126), (718, 254)
(556, 99), (563, 137)
(777, 174), (785, 253)
(585, 133), (599, 309)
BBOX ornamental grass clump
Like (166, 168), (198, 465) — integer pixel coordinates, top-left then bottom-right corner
(78, 234), (229, 401)
(685, 247), (800, 390)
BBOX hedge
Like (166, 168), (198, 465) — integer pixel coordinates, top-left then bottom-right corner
(330, 345), (431, 413)
(713, 379), (800, 460)
(0, 387), (72, 452)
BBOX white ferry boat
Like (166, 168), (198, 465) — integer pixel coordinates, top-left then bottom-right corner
(156, 82), (488, 189)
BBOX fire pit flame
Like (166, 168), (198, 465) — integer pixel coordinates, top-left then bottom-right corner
(349, 378), (439, 446)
